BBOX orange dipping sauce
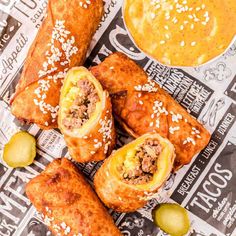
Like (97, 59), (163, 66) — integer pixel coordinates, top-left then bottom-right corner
(124, 0), (236, 67)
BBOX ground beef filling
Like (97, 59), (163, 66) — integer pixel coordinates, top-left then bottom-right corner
(121, 139), (162, 185)
(63, 79), (99, 130)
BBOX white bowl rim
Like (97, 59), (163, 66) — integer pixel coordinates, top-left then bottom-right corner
(121, 0), (236, 69)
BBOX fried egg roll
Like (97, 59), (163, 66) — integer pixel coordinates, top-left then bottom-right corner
(26, 158), (122, 236)
(11, 0), (103, 129)
(90, 52), (211, 170)
(58, 67), (116, 162)
(94, 133), (175, 212)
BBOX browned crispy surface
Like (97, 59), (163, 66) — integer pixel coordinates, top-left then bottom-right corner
(11, 0), (104, 129)
(90, 52), (211, 170)
(61, 92), (116, 163)
(94, 133), (175, 212)
(26, 158), (122, 236)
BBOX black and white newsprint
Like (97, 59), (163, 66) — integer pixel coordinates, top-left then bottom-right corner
(0, 1), (236, 236)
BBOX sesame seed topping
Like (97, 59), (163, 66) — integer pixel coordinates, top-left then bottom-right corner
(151, 13), (156, 19)
(149, 0), (210, 48)
(98, 115), (113, 154)
(180, 41), (185, 47)
(183, 137), (196, 145)
(169, 126), (180, 134)
(191, 41), (196, 46)
(34, 20), (78, 120)
(164, 25), (169, 30)
(134, 77), (158, 92)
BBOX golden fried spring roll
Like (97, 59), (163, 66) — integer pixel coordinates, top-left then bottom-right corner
(58, 67), (116, 162)
(94, 133), (175, 212)
(26, 158), (122, 236)
(90, 52), (211, 170)
(11, 0), (103, 129)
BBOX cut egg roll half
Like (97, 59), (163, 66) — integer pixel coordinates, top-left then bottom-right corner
(94, 133), (175, 212)
(58, 67), (116, 162)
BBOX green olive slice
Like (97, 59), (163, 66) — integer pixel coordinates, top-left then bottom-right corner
(152, 203), (190, 236)
(3, 131), (36, 168)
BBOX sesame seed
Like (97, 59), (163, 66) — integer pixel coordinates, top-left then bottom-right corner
(180, 41), (185, 47)
(180, 25), (184, 30)
(160, 40), (166, 44)
(164, 25), (169, 30)
(191, 41), (196, 46)
(151, 13), (156, 19)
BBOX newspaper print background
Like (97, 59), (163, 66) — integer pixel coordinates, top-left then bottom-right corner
(0, 0), (236, 236)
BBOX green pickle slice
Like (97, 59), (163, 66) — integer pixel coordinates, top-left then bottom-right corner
(152, 203), (190, 236)
(3, 131), (36, 168)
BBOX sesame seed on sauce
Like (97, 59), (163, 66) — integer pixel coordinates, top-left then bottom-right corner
(34, 20), (78, 122)
(151, 13), (156, 19)
(180, 41), (185, 47)
(149, 0), (211, 47)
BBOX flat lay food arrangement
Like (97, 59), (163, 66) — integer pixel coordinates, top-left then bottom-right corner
(1, 0), (235, 236)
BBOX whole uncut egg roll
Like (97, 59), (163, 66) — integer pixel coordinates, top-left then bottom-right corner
(58, 67), (116, 162)
(11, 0), (103, 129)
(90, 52), (211, 170)
(26, 158), (122, 236)
(94, 133), (175, 212)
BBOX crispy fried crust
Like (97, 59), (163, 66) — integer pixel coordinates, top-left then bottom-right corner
(11, 0), (104, 129)
(61, 94), (116, 162)
(94, 133), (175, 212)
(90, 52), (211, 170)
(58, 67), (116, 162)
(26, 158), (122, 236)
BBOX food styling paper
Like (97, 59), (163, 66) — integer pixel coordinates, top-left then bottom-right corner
(0, 1), (236, 236)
